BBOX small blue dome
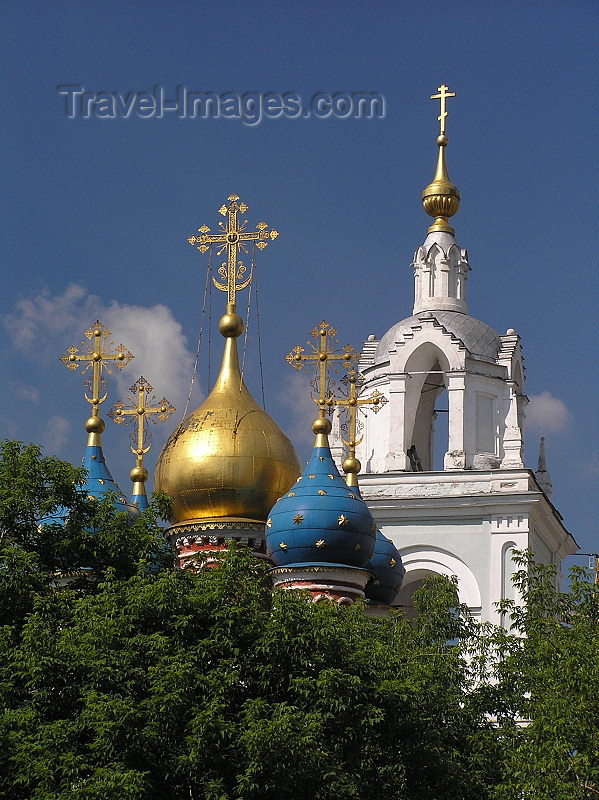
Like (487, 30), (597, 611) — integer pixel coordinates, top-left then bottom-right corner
(266, 443), (376, 568)
(80, 442), (140, 516)
(364, 530), (405, 606)
(40, 442), (139, 526)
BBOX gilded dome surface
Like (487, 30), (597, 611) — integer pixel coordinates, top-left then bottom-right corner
(155, 333), (301, 525)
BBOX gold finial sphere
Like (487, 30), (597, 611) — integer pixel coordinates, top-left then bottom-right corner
(130, 465), (148, 483)
(437, 134), (448, 146)
(93, 353), (101, 362)
(219, 312), (244, 338)
(85, 416), (105, 434)
(137, 407), (144, 415)
(94, 329), (101, 337)
(343, 456), (361, 475)
(312, 417), (332, 435)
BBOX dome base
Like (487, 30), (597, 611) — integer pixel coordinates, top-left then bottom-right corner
(167, 517), (268, 568)
(269, 563), (373, 604)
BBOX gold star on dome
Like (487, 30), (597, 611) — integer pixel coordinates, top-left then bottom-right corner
(319, 457), (324, 461)
(338, 515), (349, 527)
(390, 558), (397, 568)
(354, 544), (361, 551)
(348, 493), (356, 500)
(309, 474), (316, 479)
(318, 489), (327, 495)
(280, 542), (288, 550)
(328, 474), (335, 480)
(316, 539), (325, 547)
(288, 492), (296, 497)
(266, 518), (272, 529)
(371, 522), (376, 533)
(293, 514), (304, 525)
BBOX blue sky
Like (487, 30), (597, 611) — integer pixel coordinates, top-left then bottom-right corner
(1, 0), (597, 571)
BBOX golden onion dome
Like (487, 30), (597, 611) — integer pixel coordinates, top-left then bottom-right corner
(155, 308), (301, 525)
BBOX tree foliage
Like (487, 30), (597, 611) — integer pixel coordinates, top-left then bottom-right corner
(489, 554), (599, 799)
(0, 441), (598, 799)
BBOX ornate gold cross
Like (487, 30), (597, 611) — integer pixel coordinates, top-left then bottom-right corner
(60, 321), (134, 418)
(187, 194), (278, 307)
(108, 376), (175, 461)
(430, 83), (456, 136)
(336, 370), (387, 486)
(286, 321), (359, 419)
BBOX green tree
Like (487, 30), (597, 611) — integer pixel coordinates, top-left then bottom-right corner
(486, 553), (599, 799)
(0, 440), (501, 799)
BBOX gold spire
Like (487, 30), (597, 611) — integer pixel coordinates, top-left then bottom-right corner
(108, 377), (174, 500)
(422, 84), (461, 235)
(286, 321), (359, 445)
(336, 370), (387, 487)
(155, 196), (301, 526)
(60, 321), (134, 445)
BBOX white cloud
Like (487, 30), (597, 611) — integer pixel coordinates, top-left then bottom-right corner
(3, 284), (198, 421)
(103, 301), (196, 414)
(43, 415), (71, 454)
(4, 284), (99, 351)
(277, 371), (319, 457)
(12, 382), (40, 403)
(526, 391), (572, 433)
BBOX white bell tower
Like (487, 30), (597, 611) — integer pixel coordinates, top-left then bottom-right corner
(345, 86), (577, 623)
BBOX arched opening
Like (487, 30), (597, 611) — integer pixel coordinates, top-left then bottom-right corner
(395, 569), (459, 622)
(393, 546), (482, 621)
(433, 387), (449, 471)
(412, 360), (446, 471)
(395, 576), (429, 621)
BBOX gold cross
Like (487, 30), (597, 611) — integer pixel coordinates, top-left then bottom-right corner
(108, 376), (175, 461)
(430, 84), (456, 136)
(60, 321), (134, 418)
(187, 194), (278, 308)
(336, 370), (387, 486)
(286, 321), (359, 419)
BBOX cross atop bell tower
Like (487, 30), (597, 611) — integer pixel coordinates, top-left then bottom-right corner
(430, 83), (456, 137)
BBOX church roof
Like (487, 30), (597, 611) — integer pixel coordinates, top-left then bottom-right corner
(376, 311), (501, 363)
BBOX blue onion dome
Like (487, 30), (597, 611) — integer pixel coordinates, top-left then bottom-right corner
(82, 447), (139, 518)
(41, 417), (139, 526)
(266, 417), (376, 568)
(364, 530), (405, 606)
